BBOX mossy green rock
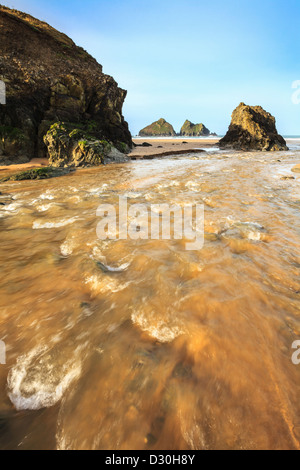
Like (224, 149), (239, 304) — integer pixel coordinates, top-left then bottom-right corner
(139, 119), (176, 137)
(44, 122), (129, 167)
(180, 120), (210, 136)
(0, 167), (72, 182)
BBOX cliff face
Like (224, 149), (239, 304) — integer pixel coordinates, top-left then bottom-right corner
(0, 6), (132, 165)
(219, 103), (288, 151)
(180, 120), (210, 136)
(139, 118), (176, 137)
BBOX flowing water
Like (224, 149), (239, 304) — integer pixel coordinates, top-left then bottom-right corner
(0, 146), (299, 450)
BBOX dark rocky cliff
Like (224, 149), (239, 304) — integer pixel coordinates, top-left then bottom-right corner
(0, 5), (132, 165)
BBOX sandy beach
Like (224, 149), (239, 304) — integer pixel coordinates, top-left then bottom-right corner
(0, 158), (49, 175)
(1, 138), (299, 178)
(0, 139), (219, 177)
(130, 137), (219, 159)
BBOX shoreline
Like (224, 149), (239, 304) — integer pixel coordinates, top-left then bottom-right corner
(0, 138), (299, 180)
(0, 138), (219, 176)
(130, 137), (219, 159)
(0, 158), (49, 174)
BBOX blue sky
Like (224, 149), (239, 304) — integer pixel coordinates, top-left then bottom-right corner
(3, 0), (300, 135)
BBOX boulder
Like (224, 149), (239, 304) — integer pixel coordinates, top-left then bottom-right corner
(180, 120), (210, 136)
(0, 167), (73, 182)
(0, 6), (132, 165)
(139, 118), (176, 137)
(219, 103), (288, 151)
(44, 123), (129, 167)
(134, 142), (153, 147)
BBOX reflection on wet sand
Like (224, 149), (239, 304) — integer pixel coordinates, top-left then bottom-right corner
(0, 146), (300, 449)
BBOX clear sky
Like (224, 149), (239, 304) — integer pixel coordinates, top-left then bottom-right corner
(2, 0), (300, 135)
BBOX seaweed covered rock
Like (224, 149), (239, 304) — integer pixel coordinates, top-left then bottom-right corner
(180, 120), (210, 136)
(219, 103), (288, 151)
(0, 5), (132, 165)
(139, 119), (176, 137)
(0, 167), (73, 182)
(44, 123), (129, 167)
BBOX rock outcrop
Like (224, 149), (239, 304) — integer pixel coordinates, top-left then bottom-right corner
(219, 103), (288, 151)
(44, 122), (129, 167)
(0, 6), (132, 165)
(0, 167), (73, 182)
(139, 119), (176, 137)
(180, 120), (210, 136)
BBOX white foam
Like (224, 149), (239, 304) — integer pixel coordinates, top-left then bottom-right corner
(97, 262), (131, 273)
(40, 192), (55, 200)
(91, 246), (106, 262)
(247, 231), (261, 241)
(222, 219), (265, 242)
(36, 204), (53, 212)
(87, 184), (109, 195)
(7, 346), (81, 410)
(131, 311), (185, 343)
(238, 221), (264, 230)
(33, 217), (77, 229)
(85, 275), (131, 294)
(1, 202), (22, 212)
(123, 192), (143, 199)
(236, 222), (265, 241)
(60, 238), (76, 256)
(185, 181), (200, 191)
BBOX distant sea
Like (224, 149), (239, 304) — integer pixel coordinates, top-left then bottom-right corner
(284, 136), (300, 139)
(133, 135), (222, 139)
(134, 136), (300, 140)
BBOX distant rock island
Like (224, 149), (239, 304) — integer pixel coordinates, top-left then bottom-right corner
(139, 118), (215, 137)
(139, 118), (176, 137)
(219, 103), (288, 151)
(0, 6), (132, 166)
(180, 120), (210, 136)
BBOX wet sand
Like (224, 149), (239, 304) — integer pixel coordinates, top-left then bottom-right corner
(130, 138), (219, 159)
(0, 139), (298, 174)
(0, 139), (219, 176)
(0, 158), (49, 175)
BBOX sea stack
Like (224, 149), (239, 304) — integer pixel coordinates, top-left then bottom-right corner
(180, 120), (210, 136)
(139, 118), (176, 137)
(0, 6), (132, 166)
(219, 103), (288, 151)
